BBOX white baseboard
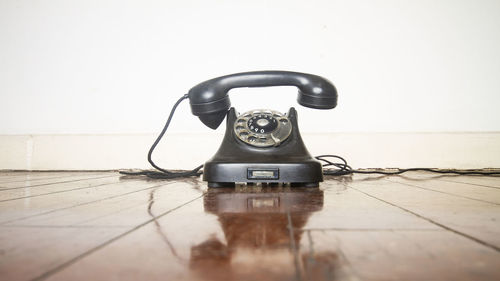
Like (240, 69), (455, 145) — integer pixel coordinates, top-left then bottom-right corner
(1, 132), (499, 170)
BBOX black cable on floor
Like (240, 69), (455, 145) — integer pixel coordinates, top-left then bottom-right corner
(119, 94), (500, 179)
(119, 94), (202, 179)
(316, 155), (500, 176)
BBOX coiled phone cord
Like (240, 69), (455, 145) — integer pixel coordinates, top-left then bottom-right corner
(119, 95), (500, 179)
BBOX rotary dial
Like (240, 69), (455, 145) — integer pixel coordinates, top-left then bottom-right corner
(234, 109), (292, 147)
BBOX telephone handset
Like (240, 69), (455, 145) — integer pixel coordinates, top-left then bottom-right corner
(186, 71), (338, 187)
(188, 71), (337, 129)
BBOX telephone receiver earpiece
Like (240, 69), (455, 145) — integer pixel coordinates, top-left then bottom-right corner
(187, 71), (338, 129)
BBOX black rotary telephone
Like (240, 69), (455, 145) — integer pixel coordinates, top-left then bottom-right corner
(187, 71), (338, 187)
(123, 71), (499, 182)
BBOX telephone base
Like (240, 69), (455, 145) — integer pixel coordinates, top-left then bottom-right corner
(204, 161), (323, 187)
(203, 107), (323, 187)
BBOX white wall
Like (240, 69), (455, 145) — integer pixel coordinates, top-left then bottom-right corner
(3, 133), (500, 170)
(1, 0), (500, 135)
(1, 0), (500, 170)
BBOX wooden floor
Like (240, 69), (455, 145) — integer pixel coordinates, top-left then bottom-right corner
(0, 172), (499, 281)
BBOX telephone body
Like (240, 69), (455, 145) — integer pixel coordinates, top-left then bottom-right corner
(187, 71), (337, 187)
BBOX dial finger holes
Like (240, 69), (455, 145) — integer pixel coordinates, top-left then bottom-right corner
(235, 109), (290, 147)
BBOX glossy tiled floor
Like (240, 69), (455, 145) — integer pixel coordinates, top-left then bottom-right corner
(0, 171), (499, 281)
